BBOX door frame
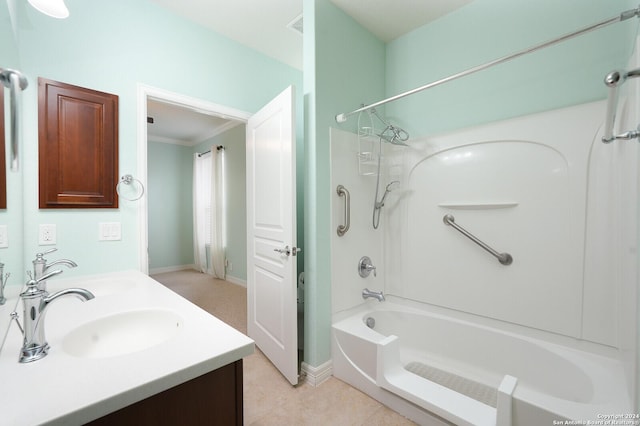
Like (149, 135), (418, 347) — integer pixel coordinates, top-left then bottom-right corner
(136, 83), (251, 273)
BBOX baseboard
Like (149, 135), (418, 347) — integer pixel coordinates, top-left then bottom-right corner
(149, 264), (196, 275)
(301, 360), (333, 387)
(225, 275), (247, 287)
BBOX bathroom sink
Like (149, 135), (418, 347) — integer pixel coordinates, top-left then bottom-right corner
(62, 309), (183, 358)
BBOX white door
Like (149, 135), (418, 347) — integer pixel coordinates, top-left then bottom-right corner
(246, 86), (298, 385)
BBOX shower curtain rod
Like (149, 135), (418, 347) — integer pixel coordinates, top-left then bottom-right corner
(335, 5), (640, 124)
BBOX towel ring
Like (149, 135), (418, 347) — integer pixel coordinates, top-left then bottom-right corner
(116, 174), (145, 201)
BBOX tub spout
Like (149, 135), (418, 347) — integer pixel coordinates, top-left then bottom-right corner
(362, 288), (385, 302)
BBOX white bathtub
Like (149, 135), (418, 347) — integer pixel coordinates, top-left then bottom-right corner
(332, 300), (633, 425)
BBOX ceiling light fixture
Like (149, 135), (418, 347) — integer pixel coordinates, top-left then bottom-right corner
(27, 0), (69, 19)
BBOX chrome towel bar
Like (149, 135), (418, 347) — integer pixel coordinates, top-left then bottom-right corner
(337, 185), (350, 236)
(602, 68), (640, 143)
(0, 68), (29, 172)
(443, 214), (513, 266)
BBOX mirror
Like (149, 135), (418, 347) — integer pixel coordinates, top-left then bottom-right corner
(0, 0), (26, 351)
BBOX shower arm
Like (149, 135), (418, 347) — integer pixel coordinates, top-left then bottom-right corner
(335, 6), (640, 124)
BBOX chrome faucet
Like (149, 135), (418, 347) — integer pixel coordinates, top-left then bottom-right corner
(362, 288), (385, 302)
(16, 270), (94, 363)
(33, 248), (77, 291)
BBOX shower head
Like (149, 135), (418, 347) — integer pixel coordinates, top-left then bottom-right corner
(376, 181), (401, 209)
(369, 108), (409, 146)
(379, 124), (409, 146)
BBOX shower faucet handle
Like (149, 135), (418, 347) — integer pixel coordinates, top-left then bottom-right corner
(358, 256), (377, 278)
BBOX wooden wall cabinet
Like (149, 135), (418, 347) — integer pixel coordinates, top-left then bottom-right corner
(38, 78), (118, 208)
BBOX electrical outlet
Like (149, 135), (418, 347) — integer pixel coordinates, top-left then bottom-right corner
(39, 224), (57, 245)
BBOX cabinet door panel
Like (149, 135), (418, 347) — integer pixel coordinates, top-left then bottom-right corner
(38, 78), (118, 208)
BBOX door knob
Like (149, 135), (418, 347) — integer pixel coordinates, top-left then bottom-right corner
(274, 245), (302, 256)
(274, 246), (291, 256)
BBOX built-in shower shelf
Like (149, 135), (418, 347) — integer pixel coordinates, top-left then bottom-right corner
(438, 202), (519, 210)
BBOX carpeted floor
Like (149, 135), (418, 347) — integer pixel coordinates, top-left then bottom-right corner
(152, 269), (416, 425)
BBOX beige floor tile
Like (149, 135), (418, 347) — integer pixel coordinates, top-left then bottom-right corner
(153, 270), (416, 426)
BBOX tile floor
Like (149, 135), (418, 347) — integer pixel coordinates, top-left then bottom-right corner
(152, 270), (416, 425)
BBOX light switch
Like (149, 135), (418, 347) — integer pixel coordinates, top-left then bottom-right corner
(99, 222), (121, 241)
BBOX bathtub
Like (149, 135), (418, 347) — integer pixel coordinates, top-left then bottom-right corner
(332, 299), (632, 425)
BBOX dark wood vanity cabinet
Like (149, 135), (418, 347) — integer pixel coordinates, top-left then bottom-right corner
(38, 78), (118, 208)
(87, 360), (243, 425)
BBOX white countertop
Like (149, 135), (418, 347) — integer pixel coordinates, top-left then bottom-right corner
(0, 270), (254, 425)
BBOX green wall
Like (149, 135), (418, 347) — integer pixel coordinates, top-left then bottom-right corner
(304, 0), (386, 366)
(384, 0), (638, 137)
(15, 0), (301, 279)
(147, 141), (193, 271)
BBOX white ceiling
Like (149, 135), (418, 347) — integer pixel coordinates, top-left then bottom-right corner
(146, 0), (472, 144)
(330, 0), (473, 45)
(147, 100), (242, 146)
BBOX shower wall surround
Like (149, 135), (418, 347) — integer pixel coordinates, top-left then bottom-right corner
(332, 97), (638, 340)
(331, 88), (638, 409)
(384, 99), (635, 347)
(329, 128), (384, 314)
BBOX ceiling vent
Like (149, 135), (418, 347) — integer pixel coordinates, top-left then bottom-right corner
(287, 14), (303, 35)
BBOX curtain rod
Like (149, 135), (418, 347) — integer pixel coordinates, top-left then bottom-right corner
(197, 145), (225, 157)
(335, 5), (640, 123)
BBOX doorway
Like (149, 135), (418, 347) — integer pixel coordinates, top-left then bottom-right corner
(136, 84), (251, 278)
(137, 84), (302, 386)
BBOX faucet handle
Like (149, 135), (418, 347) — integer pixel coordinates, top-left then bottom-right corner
(358, 256), (377, 278)
(35, 248), (57, 261)
(36, 269), (63, 283)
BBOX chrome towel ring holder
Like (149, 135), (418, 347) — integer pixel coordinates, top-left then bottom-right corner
(116, 174), (145, 201)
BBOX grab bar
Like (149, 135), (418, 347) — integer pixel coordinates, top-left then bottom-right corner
(0, 68), (29, 172)
(336, 185), (350, 236)
(602, 68), (640, 143)
(443, 214), (513, 265)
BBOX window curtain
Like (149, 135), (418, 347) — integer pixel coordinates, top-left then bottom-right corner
(209, 148), (226, 279)
(193, 148), (226, 279)
(193, 152), (211, 273)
